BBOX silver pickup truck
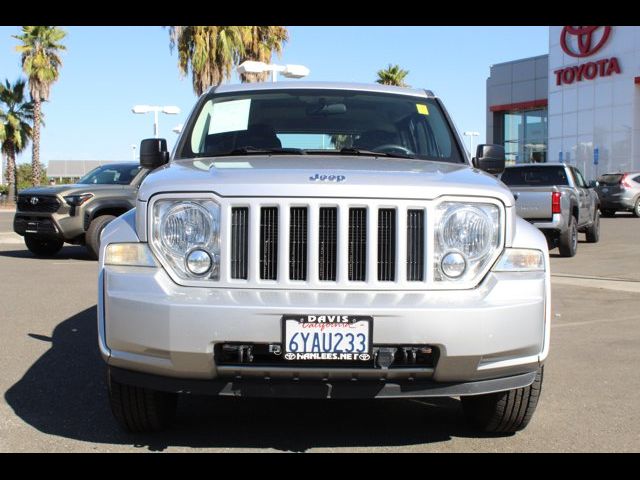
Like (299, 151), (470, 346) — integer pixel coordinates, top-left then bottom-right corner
(500, 163), (600, 257)
(98, 82), (550, 434)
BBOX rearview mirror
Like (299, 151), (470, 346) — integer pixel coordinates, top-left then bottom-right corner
(140, 138), (169, 169)
(473, 144), (505, 175)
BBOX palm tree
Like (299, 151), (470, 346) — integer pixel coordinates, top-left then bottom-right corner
(14, 26), (66, 186)
(0, 79), (35, 203)
(238, 26), (289, 83)
(376, 64), (410, 87)
(168, 26), (246, 95)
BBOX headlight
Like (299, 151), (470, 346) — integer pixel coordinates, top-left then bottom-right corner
(64, 193), (93, 206)
(434, 202), (501, 283)
(151, 199), (220, 280)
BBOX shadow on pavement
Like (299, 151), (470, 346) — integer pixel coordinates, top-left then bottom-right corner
(0, 245), (93, 261)
(5, 306), (500, 452)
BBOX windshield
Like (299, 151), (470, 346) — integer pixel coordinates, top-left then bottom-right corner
(178, 89), (464, 163)
(77, 164), (141, 185)
(501, 166), (569, 187)
(597, 174), (623, 186)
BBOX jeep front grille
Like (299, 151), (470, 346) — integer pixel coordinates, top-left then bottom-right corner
(227, 202), (427, 287)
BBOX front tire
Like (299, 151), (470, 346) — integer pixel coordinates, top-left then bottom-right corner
(86, 215), (116, 260)
(24, 235), (63, 257)
(585, 209), (600, 243)
(461, 367), (544, 434)
(107, 368), (177, 433)
(558, 216), (578, 257)
(633, 198), (640, 218)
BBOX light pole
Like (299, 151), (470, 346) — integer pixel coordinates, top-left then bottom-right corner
(130, 144), (137, 161)
(131, 105), (181, 138)
(463, 131), (480, 156)
(172, 124), (183, 135)
(236, 61), (310, 82)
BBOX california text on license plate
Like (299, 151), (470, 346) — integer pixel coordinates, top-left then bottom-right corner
(282, 314), (373, 362)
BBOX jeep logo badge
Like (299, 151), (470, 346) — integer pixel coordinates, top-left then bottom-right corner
(30, 197), (39, 205)
(309, 173), (346, 182)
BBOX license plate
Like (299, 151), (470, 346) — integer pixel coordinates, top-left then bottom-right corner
(282, 314), (372, 362)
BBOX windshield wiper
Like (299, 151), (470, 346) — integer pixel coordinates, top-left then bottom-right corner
(337, 147), (416, 159)
(220, 146), (307, 156)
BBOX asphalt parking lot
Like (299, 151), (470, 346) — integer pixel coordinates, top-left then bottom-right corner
(1, 209), (639, 452)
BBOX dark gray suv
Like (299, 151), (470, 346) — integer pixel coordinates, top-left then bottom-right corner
(14, 162), (149, 259)
(596, 172), (640, 217)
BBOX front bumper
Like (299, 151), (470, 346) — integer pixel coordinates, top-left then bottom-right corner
(109, 365), (538, 399)
(100, 264), (547, 386)
(14, 211), (85, 241)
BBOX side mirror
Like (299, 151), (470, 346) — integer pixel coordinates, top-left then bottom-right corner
(472, 144), (506, 175)
(588, 180), (599, 188)
(140, 138), (169, 169)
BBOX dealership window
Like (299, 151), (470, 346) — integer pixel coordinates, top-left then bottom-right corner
(500, 108), (547, 165)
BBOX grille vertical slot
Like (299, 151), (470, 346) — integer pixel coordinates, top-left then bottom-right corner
(289, 207), (308, 281)
(318, 207), (337, 281)
(231, 207), (249, 279)
(377, 209), (396, 281)
(348, 208), (367, 281)
(407, 209), (425, 281)
(260, 207), (278, 280)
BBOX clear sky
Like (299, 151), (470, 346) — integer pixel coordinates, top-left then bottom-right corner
(0, 26), (549, 166)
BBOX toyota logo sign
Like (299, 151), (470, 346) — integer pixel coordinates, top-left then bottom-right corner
(554, 26), (621, 86)
(30, 197), (39, 205)
(560, 26), (612, 58)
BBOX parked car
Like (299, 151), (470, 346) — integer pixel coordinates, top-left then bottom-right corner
(99, 82), (549, 434)
(500, 163), (600, 257)
(13, 163), (149, 259)
(595, 172), (640, 217)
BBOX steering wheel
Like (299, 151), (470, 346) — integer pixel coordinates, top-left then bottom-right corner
(371, 144), (415, 156)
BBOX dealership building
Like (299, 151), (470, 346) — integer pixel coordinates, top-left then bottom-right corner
(487, 26), (640, 181)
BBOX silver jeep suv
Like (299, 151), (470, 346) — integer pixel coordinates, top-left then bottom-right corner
(99, 82), (549, 434)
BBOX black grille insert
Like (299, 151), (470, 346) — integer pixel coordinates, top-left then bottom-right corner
(231, 207), (249, 279)
(318, 207), (337, 281)
(407, 210), (425, 281)
(17, 195), (61, 213)
(289, 207), (308, 281)
(378, 209), (396, 281)
(349, 208), (367, 281)
(260, 207), (278, 280)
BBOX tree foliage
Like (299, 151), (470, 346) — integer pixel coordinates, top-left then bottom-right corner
(0, 78), (34, 202)
(13, 26), (66, 186)
(168, 26), (289, 94)
(376, 64), (410, 87)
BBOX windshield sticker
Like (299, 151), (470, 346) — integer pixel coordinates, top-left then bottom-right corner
(209, 99), (251, 134)
(416, 104), (429, 115)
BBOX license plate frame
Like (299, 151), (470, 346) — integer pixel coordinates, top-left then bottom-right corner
(281, 314), (373, 362)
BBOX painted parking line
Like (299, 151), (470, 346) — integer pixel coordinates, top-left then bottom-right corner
(551, 274), (640, 293)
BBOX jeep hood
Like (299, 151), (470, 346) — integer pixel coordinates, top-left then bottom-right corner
(138, 156), (514, 207)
